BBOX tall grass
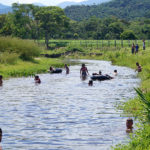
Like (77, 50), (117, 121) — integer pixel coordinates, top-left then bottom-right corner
(0, 36), (41, 61)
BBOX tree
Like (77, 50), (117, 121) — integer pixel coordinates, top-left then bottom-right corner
(120, 30), (137, 39)
(35, 6), (69, 49)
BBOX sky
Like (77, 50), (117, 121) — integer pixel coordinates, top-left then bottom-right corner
(0, 0), (85, 6)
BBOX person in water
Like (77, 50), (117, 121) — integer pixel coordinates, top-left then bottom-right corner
(80, 63), (89, 79)
(0, 75), (3, 86)
(0, 128), (2, 143)
(34, 75), (41, 84)
(114, 70), (118, 76)
(92, 70), (102, 76)
(135, 62), (142, 72)
(64, 64), (69, 74)
(0, 128), (2, 150)
(49, 66), (54, 72)
(126, 118), (133, 133)
(88, 80), (93, 86)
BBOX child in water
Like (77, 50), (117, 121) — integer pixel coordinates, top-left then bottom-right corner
(114, 70), (118, 76)
(34, 75), (41, 84)
(126, 118), (133, 133)
(135, 62), (142, 72)
(88, 80), (93, 86)
(0, 75), (3, 86)
(64, 64), (69, 74)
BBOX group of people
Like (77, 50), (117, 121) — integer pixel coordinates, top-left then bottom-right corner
(34, 64), (70, 83)
(131, 40), (146, 54)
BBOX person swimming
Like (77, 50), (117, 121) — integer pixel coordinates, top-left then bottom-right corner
(64, 64), (69, 74)
(114, 70), (118, 76)
(34, 75), (41, 84)
(88, 80), (93, 86)
(80, 63), (89, 80)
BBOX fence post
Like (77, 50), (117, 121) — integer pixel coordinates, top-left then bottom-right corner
(128, 40), (130, 47)
(114, 40), (116, 48)
(121, 40), (123, 48)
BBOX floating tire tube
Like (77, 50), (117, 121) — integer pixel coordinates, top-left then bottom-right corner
(91, 75), (113, 81)
(50, 69), (62, 73)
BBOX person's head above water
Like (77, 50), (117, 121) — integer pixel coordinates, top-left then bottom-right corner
(35, 75), (39, 80)
(0, 75), (2, 80)
(88, 80), (93, 86)
(99, 71), (102, 75)
(114, 70), (117, 73)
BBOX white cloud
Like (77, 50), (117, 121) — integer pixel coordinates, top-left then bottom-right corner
(0, 0), (85, 6)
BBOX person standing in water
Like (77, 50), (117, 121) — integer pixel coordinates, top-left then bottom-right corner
(80, 63), (89, 80)
(64, 64), (69, 74)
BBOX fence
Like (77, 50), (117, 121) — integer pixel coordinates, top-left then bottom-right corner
(46, 40), (150, 49)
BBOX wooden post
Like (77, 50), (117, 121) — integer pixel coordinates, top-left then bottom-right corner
(121, 40), (123, 48)
(128, 40), (130, 47)
(115, 40), (116, 48)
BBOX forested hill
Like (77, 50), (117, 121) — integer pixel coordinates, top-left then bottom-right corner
(64, 0), (150, 21)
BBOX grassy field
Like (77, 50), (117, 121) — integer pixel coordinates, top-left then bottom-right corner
(39, 39), (150, 50)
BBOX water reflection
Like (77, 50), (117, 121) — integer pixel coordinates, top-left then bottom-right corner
(0, 60), (140, 150)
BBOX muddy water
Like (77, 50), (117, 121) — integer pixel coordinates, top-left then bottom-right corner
(0, 60), (140, 150)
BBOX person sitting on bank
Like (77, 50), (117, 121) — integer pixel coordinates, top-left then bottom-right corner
(88, 80), (93, 86)
(34, 75), (41, 84)
(135, 62), (142, 72)
(0, 75), (3, 86)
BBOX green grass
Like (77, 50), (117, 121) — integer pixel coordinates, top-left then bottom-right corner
(40, 39), (150, 50)
(0, 57), (65, 78)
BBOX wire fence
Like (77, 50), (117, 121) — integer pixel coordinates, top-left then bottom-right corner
(45, 40), (150, 49)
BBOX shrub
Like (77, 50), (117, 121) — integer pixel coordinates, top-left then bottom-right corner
(0, 36), (41, 60)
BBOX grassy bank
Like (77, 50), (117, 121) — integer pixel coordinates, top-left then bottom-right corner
(0, 58), (65, 78)
(0, 37), (66, 78)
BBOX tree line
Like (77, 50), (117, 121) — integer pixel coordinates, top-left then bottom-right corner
(0, 3), (150, 49)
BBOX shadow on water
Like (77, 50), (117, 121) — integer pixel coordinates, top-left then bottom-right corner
(0, 59), (140, 150)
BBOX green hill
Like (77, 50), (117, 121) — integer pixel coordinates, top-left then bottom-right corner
(64, 0), (150, 21)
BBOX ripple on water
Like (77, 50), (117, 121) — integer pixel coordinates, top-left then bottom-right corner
(0, 60), (140, 150)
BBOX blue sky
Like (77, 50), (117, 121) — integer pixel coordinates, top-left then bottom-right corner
(0, 0), (84, 6)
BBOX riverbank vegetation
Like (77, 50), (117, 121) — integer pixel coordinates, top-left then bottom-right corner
(0, 37), (65, 78)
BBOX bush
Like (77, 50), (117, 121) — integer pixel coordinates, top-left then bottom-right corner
(0, 52), (18, 64)
(0, 36), (41, 60)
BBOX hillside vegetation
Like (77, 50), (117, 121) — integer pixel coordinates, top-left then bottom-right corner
(64, 0), (150, 21)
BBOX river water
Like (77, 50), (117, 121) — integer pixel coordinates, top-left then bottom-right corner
(0, 60), (140, 150)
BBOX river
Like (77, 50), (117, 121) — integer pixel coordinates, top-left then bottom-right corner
(0, 60), (140, 150)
